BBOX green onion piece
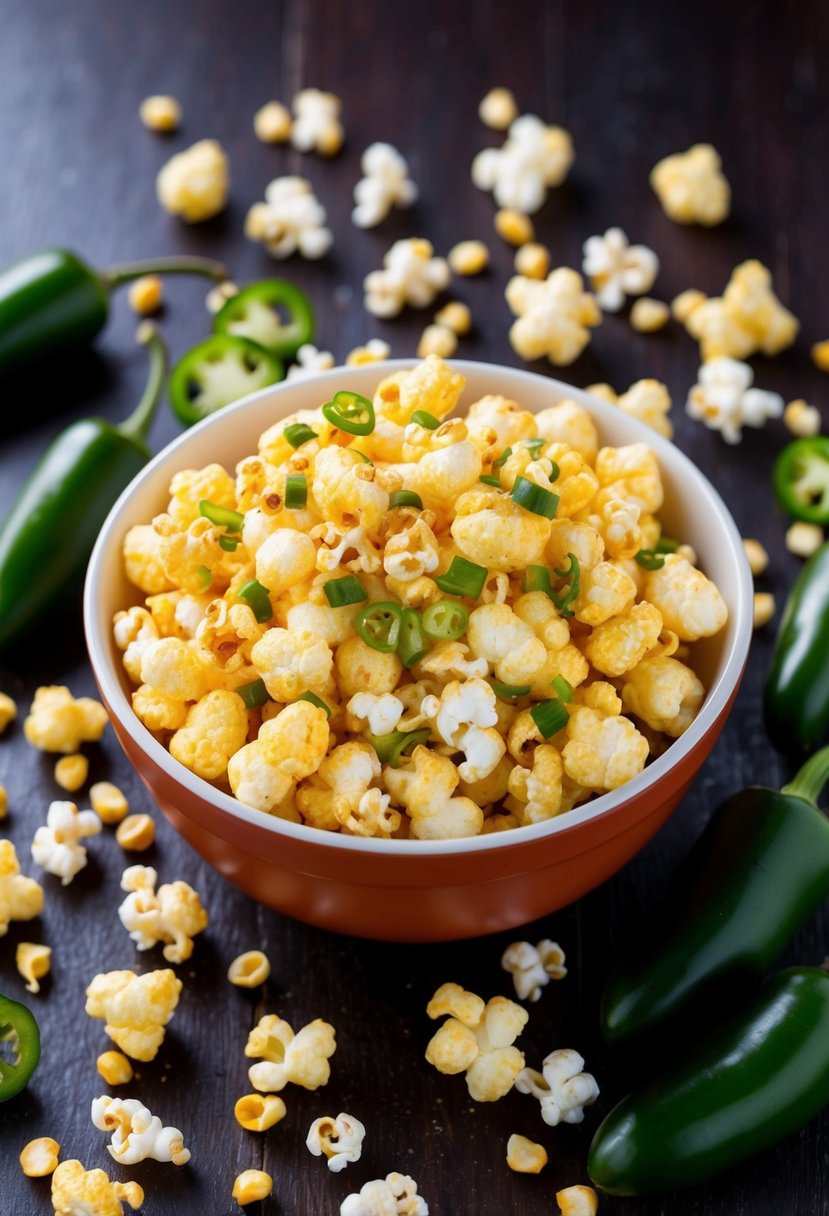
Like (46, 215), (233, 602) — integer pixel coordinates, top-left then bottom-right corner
(551, 553), (581, 618)
(284, 422), (318, 448)
(551, 675), (574, 702)
(634, 549), (666, 571)
(422, 599), (469, 641)
(352, 450), (373, 464)
(521, 565), (553, 596)
(296, 690), (332, 717)
(219, 534), (239, 552)
(531, 698), (570, 738)
(196, 565), (213, 590)
(324, 575), (368, 608)
(238, 578), (273, 623)
(523, 437), (545, 457)
(398, 608), (429, 668)
(435, 556), (488, 599)
(511, 475), (559, 519)
(368, 727), (431, 767)
(354, 602), (402, 652)
(547, 459), (560, 483)
(493, 446), (513, 468)
(236, 678), (271, 709)
(285, 473), (308, 510)
(655, 536), (680, 554)
(199, 499), (244, 533)
(390, 490), (423, 510)
(490, 678), (532, 700)
(322, 389), (375, 435)
(479, 474), (501, 487)
(411, 409), (440, 429)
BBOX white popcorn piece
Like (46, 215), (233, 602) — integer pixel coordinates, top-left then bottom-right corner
(420, 679), (505, 783)
(347, 691), (405, 736)
(352, 142), (417, 228)
(291, 88), (344, 156)
(246, 1013), (336, 1092)
(425, 982), (528, 1101)
(502, 939), (567, 1002)
(472, 114), (574, 214)
(341, 1172), (428, 1216)
(117, 865), (208, 964)
(245, 176), (333, 260)
(505, 267), (600, 366)
(516, 1048), (600, 1126)
(31, 800), (101, 885)
(582, 228), (659, 312)
(306, 1112), (366, 1172)
(91, 1095), (190, 1165)
(0, 840), (43, 936)
(286, 344), (336, 381)
(686, 357), (784, 444)
(364, 238), (450, 317)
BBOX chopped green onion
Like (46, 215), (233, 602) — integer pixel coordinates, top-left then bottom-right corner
(196, 565), (213, 590)
(479, 474), (501, 487)
(551, 675), (574, 702)
(199, 499), (244, 532)
(411, 409), (440, 429)
(655, 536), (680, 554)
(634, 549), (666, 571)
(219, 534), (239, 552)
(399, 608), (429, 667)
(511, 475), (559, 519)
(322, 389), (375, 435)
(523, 438), (545, 457)
(493, 446), (513, 468)
(390, 490), (423, 510)
(435, 556), (488, 599)
(422, 600), (469, 641)
(237, 578), (273, 623)
(547, 459), (560, 483)
(522, 565), (553, 596)
(368, 728), (431, 767)
(490, 678), (531, 700)
(551, 553), (581, 618)
(531, 698), (570, 738)
(354, 602), (402, 652)
(296, 690), (332, 717)
(285, 473), (308, 510)
(352, 450), (373, 464)
(324, 575), (368, 608)
(284, 422), (318, 448)
(236, 678), (271, 709)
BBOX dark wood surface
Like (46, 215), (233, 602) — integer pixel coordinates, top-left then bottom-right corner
(1, 1), (828, 1212)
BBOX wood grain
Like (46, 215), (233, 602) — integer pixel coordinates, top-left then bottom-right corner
(1, 1), (828, 1212)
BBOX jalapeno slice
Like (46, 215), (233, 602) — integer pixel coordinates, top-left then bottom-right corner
(422, 600), (469, 641)
(354, 602), (402, 652)
(0, 994), (41, 1102)
(322, 390), (375, 435)
(169, 335), (284, 428)
(773, 437), (829, 525)
(213, 279), (315, 360)
(399, 608), (429, 667)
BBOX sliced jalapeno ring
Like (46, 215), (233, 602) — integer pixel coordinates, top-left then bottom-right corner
(321, 390), (376, 436)
(0, 994), (41, 1102)
(354, 602), (402, 652)
(773, 436), (829, 525)
(213, 279), (315, 359)
(169, 335), (284, 428)
(398, 608), (429, 668)
(422, 600), (469, 641)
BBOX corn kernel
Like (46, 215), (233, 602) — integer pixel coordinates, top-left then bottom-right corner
(0, 784), (7, 819)
(786, 521), (824, 558)
(206, 280), (239, 314)
(115, 813), (156, 851)
(671, 288), (707, 324)
(97, 1050), (134, 1086)
(0, 690), (17, 733)
(506, 1132), (548, 1173)
(754, 592), (776, 629)
(139, 94), (181, 133)
(811, 340), (829, 372)
(434, 301), (472, 335)
(417, 323), (458, 359)
(784, 398), (821, 437)
(16, 943), (51, 994)
(54, 754), (89, 793)
(495, 208), (534, 246)
(128, 276), (164, 317)
(514, 242), (550, 280)
(234, 1093), (287, 1132)
(19, 1137), (60, 1177)
(228, 950), (271, 988)
(345, 339), (391, 365)
(630, 297), (670, 333)
(556, 1185), (599, 1216)
(253, 100), (292, 144)
(90, 780), (129, 824)
(742, 538), (769, 576)
(478, 87), (518, 131)
(232, 1169), (273, 1205)
(448, 239), (490, 276)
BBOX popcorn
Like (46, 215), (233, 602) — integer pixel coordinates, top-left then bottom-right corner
(51, 1160), (144, 1216)
(506, 745), (564, 823)
(115, 814), (156, 852)
(0, 840), (43, 935)
(582, 228), (659, 312)
(117, 864), (207, 963)
(31, 800), (101, 885)
(352, 142), (417, 227)
(291, 87), (344, 156)
(253, 100), (292, 143)
(341, 1172), (428, 1216)
(786, 522), (824, 558)
(784, 398), (821, 437)
(621, 656), (705, 737)
(630, 297), (670, 333)
(417, 323), (458, 358)
(286, 343), (336, 380)
(479, 87), (518, 130)
(244, 175), (333, 260)
(743, 537), (769, 576)
(91, 1095), (190, 1165)
(234, 1093), (286, 1132)
(346, 338), (392, 365)
(364, 238), (450, 317)
(246, 1013), (336, 1092)
(505, 267), (601, 365)
(24, 685), (108, 753)
(54, 754), (89, 793)
(233, 1170), (274, 1205)
(347, 692), (405, 736)
(425, 981), (528, 1101)
(421, 678), (506, 783)
(685, 260), (799, 360)
(583, 601), (664, 677)
(472, 114), (574, 213)
(385, 746), (483, 839)
(671, 288), (707, 324)
(594, 378), (673, 440)
(228, 950), (271, 987)
(753, 591), (776, 629)
(686, 357), (784, 443)
(20, 1136), (60, 1177)
(0, 690), (17, 732)
(506, 1133), (548, 1174)
(16, 941), (51, 993)
(556, 1185), (599, 1216)
(650, 143), (731, 226)
(85, 968), (182, 1061)
(156, 139), (229, 222)
(89, 781), (128, 825)
(97, 1052), (134, 1087)
(562, 705), (649, 791)
(516, 1048), (600, 1125)
(502, 939), (567, 1002)
(139, 94), (181, 132)
(307, 1112), (366, 1172)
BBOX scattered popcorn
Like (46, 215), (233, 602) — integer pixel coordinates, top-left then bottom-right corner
(472, 114), (574, 213)
(307, 1112), (366, 1172)
(206, 279), (239, 314)
(291, 88), (344, 156)
(85, 968), (182, 1061)
(286, 343), (336, 380)
(448, 239), (490, 276)
(228, 950), (271, 988)
(506, 267), (601, 365)
(127, 275), (163, 317)
(425, 982), (528, 1101)
(502, 939), (567, 1002)
(139, 94), (181, 133)
(16, 941), (51, 993)
(671, 288), (707, 324)
(24, 685), (108, 753)
(582, 228), (659, 312)
(479, 87), (519, 130)
(686, 357), (783, 443)
(364, 238), (450, 317)
(743, 538), (769, 576)
(54, 753), (88, 793)
(650, 143), (731, 226)
(92, 1095), (190, 1165)
(90, 781), (129, 825)
(352, 142), (417, 228)
(156, 138), (229, 223)
(506, 1133), (547, 1174)
(97, 1051), (134, 1087)
(115, 813), (156, 851)
(753, 592), (776, 629)
(117, 864), (207, 963)
(630, 297), (670, 333)
(685, 260), (799, 360)
(51, 1160), (143, 1216)
(253, 100), (292, 143)
(495, 207), (534, 246)
(246, 1013), (336, 1092)
(31, 800), (101, 884)
(233, 1169), (273, 1205)
(516, 1048), (600, 1126)
(234, 1093), (286, 1132)
(514, 241), (551, 280)
(435, 300), (472, 335)
(784, 398), (821, 437)
(0, 784), (7, 819)
(812, 340), (829, 373)
(786, 521), (824, 558)
(556, 1185), (599, 1216)
(245, 176), (333, 260)
(20, 1136), (60, 1177)
(346, 338), (391, 365)
(593, 379), (673, 439)
(0, 690), (17, 732)
(417, 323), (458, 358)
(341, 1173), (428, 1216)
(0, 840), (43, 934)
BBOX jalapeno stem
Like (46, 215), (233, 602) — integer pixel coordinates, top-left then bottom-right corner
(115, 323), (168, 448)
(101, 254), (229, 288)
(781, 745), (829, 806)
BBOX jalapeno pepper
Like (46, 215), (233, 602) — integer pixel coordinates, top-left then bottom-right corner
(168, 334), (284, 428)
(590, 967), (829, 1195)
(0, 247), (226, 376)
(601, 747), (829, 1045)
(0, 993), (41, 1101)
(773, 436), (829, 524)
(0, 324), (167, 651)
(765, 541), (829, 752)
(212, 279), (315, 360)
(321, 390), (375, 435)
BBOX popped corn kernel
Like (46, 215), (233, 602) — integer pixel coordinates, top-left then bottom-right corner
(514, 241), (551, 280)
(786, 521), (824, 558)
(97, 1052), (134, 1087)
(630, 297), (670, 333)
(506, 1133), (547, 1174)
(494, 208), (534, 246)
(118, 864), (207, 964)
(54, 753), (88, 793)
(417, 323), (458, 359)
(557, 1185), (599, 1216)
(16, 941), (51, 993)
(0, 690), (17, 732)
(24, 685), (108, 753)
(253, 100), (292, 143)
(20, 1136), (60, 1177)
(743, 537), (769, 576)
(516, 1048), (600, 1126)
(473, 115), (574, 214)
(341, 1172), (428, 1216)
(85, 968), (182, 1061)
(246, 1014), (336, 1092)
(506, 267), (601, 366)
(582, 228), (659, 312)
(206, 279), (239, 313)
(754, 591), (776, 629)
(307, 1112), (366, 1172)
(91, 1094), (190, 1165)
(686, 260), (799, 360)
(291, 87), (344, 156)
(286, 343), (336, 381)
(621, 656), (705, 737)
(352, 143), (417, 228)
(90, 781), (129, 825)
(51, 1159), (144, 1216)
(31, 800), (102, 885)
(127, 275), (163, 316)
(245, 176), (333, 260)
(0, 840), (43, 934)
(671, 288), (707, 324)
(364, 238), (450, 317)
(425, 982), (528, 1101)
(234, 1093), (286, 1132)
(650, 143), (730, 226)
(784, 398), (822, 437)
(420, 678), (506, 783)
(583, 601), (664, 677)
(502, 940), (567, 1002)
(448, 239), (490, 276)
(346, 338), (392, 365)
(139, 94), (181, 132)
(644, 553), (728, 641)
(156, 138), (229, 223)
(228, 950), (271, 987)
(116, 814), (156, 852)
(686, 357), (783, 444)
(812, 340), (829, 372)
(562, 705), (649, 792)
(434, 300), (472, 335)
(479, 87), (519, 130)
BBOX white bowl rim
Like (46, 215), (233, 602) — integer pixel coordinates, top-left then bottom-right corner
(85, 358), (754, 858)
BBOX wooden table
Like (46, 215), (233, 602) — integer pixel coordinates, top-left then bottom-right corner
(1, 2), (827, 1212)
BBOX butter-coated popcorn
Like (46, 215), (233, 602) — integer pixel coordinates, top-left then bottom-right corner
(686, 356), (783, 444)
(557, 1185), (599, 1216)
(603, 379), (673, 439)
(562, 705), (648, 791)
(506, 1133), (548, 1174)
(582, 228), (659, 312)
(341, 1172), (428, 1216)
(353, 142), (417, 227)
(385, 746), (483, 838)
(421, 678), (505, 782)
(644, 554), (728, 641)
(24, 686), (108, 754)
(122, 524), (173, 594)
(85, 968), (182, 1061)
(685, 260), (799, 360)
(506, 268), (601, 366)
(502, 939), (567, 1001)
(472, 113), (574, 214)
(118, 864), (207, 963)
(246, 1013), (336, 1092)
(452, 487), (550, 570)
(583, 601), (663, 677)
(169, 689), (248, 780)
(622, 656), (705, 737)
(507, 746), (564, 823)
(426, 982), (528, 1101)
(16, 941), (51, 993)
(307, 1112), (366, 1172)
(364, 238), (450, 317)
(516, 1048), (599, 1126)
(0, 840), (43, 934)
(650, 143), (731, 226)
(31, 800), (101, 885)
(535, 400), (599, 462)
(291, 87), (344, 156)
(51, 1160), (144, 1216)
(245, 176), (333, 260)
(573, 561), (637, 627)
(156, 139), (228, 223)
(91, 1095), (190, 1165)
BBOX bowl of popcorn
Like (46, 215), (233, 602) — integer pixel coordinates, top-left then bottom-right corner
(85, 356), (752, 941)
